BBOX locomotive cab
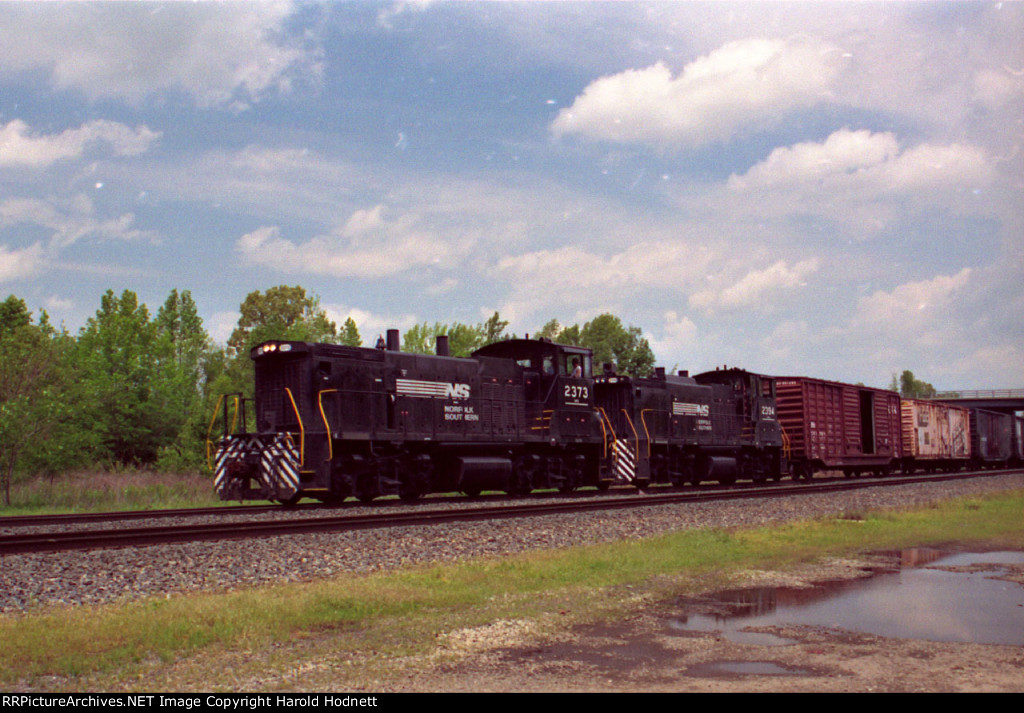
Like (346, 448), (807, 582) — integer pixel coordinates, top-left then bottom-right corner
(692, 367), (783, 447)
(691, 367), (785, 483)
(472, 339), (597, 438)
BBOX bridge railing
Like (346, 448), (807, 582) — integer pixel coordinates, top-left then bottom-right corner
(934, 389), (1024, 399)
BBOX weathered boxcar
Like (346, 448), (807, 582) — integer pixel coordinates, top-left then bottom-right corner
(899, 399), (970, 473)
(774, 376), (902, 479)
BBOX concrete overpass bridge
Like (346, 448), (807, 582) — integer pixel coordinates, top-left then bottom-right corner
(934, 389), (1024, 415)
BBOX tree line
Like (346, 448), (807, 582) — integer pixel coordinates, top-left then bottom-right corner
(0, 285), (654, 504)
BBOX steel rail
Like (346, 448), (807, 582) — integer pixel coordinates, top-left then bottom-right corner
(2, 468), (1020, 556)
(0, 503), (284, 528)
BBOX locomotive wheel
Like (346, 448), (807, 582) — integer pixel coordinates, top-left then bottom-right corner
(398, 488), (423, 501)
(275, 493), (302, 506)
(354, 472), (379, 503)
(507, 456), (537, 496)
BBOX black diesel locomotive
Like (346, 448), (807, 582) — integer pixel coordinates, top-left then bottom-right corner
(212, 330), (785, 503)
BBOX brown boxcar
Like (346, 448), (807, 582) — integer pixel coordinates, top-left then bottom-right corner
(900, 399), (970, 473)
(775, 376), (902, 479)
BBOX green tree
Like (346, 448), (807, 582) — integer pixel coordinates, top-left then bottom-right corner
(402, 321), (481, 357)
(153, 289), (216, 471)
(898, 370), (937, 399)
(340, 317), (362, 347)
(401, 312), (510, 357)
(534, 313), (655, 376)
(227, 285), (338, 357)
(480, 311), (510, 344)
(75, 289), (172, 466)
(579, 313), (655, 376)
(215, 286), (339, 404)
(0, 296), (74, 503)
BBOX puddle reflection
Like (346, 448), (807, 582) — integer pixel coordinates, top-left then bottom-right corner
(670, 549), (1024, 646)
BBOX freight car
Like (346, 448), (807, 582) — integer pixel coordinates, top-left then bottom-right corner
(967, 408), (1013, 469)
(899, 398), (970, 473)
(212, 331), (786, 503)
(1012, 415), (1024, 468)
(774, 376), (902, 479)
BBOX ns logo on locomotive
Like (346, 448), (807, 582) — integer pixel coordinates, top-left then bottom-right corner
(211, 328), (1023, 504)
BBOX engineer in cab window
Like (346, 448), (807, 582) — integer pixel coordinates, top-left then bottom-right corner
(570, 358), (582, 378)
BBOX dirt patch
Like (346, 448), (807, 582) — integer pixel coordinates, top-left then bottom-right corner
(390, 551), (1024, 692)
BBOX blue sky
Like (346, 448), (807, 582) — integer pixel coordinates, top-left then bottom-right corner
(1, 1), (1021, 390)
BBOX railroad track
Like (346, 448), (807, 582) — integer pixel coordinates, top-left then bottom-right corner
(2, 468), (1020, 555)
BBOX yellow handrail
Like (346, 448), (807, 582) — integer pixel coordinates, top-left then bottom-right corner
(318, 389), (338, 461)
(284, 387), (305, 466)
(594, 407), (617, 459)
(638, 409), (656, 457)
(204, 394), (225, 469)
(620, 408), (639, 448)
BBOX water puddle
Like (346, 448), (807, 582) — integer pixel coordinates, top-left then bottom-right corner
(670, 548), (1024, 646)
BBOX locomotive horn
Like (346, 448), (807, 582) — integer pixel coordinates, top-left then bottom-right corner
(386, 329), (401, 352)
(436, 335), (450, 357)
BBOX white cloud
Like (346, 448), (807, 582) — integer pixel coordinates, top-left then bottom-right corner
(728, 129), (992, 192)
(0, 2), (319, 108)
(551, 38), (847, 149)
(0, 196), (154, 251)
(690, 258), (820, 312)
(850, 269), (973, 345)
(0, 242), (45, 282)
(493, 241), (714, 293)
(648, 310), (700, 366)
(0, 120), (160, 167)
(236, 205), (473, 278)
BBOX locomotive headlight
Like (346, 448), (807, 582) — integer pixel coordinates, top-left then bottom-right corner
(280, 344), (292, 352)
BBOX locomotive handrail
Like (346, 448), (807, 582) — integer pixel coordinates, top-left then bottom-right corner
(284, 387), (305, 467)
(595, 407), (617, 459)
(620, 408), (641, 453)
(639, 409), (657, 457)
(318, 389), (339, 461)
(204, 393), (226, 469)
(205, 393), (244, 470)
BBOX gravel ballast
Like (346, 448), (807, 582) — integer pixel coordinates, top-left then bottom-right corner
(2, 473), (1022, 613)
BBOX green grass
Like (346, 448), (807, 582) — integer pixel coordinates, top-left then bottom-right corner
(2, 469), (222, 515)
(2, 489), (1023, 690)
